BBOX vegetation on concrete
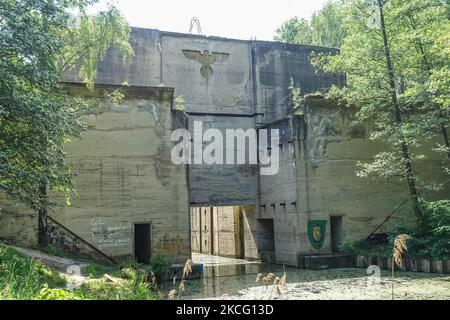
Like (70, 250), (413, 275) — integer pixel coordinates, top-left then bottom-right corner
(30, 243), (98, 262)
(76, 255), (180, 300)
(174, 95), (186, 111)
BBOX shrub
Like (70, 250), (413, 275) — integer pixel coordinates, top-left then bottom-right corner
(148, 253), (172, 283)
(80, 277), (159, 300)
(412, 200), (449, 259)
(387, 200), (450, 260)
(120, 267), (137, 280)
(35, 284), (85, 300)
(119, 258), (139, 270)
(341, 239), (390, 257)
(344, 200), (450, 261)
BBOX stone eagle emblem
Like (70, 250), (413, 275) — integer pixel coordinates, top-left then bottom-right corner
(182, 49), (230, 80)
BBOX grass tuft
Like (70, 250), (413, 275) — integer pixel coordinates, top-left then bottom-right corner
(0, 244), (66, 299)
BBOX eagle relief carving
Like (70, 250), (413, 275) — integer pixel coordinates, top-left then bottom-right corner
(182, 49), (230, 80)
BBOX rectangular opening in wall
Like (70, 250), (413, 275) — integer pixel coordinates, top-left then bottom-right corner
(189, 205), (258, 260)
(257, 219), (275, 252)
(330, 216), (344, 253)
(134, 223), (151, 264)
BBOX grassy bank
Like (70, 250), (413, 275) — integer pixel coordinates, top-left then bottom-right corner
(0, 245), (66, 299)
(0, 245), (160, 300)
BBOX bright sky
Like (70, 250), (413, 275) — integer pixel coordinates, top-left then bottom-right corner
(93, 0), (328, 40)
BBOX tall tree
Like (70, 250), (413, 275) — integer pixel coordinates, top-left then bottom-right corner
(0, 0), (133, 244)
(376, 0), (421, 216)
(274, 17), (312, 45)
(311, 0), (450, 216)
(390, 0), (450, 159)
(311, 0), (347, 48)
(274, 1), (347, 48)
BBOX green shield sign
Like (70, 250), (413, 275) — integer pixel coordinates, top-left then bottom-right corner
(308, 220), (326, 250)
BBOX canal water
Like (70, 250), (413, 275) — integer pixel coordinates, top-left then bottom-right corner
(162, 254), (450, 300)
(163, 253), (368, 299)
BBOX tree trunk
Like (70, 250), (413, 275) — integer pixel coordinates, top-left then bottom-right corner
(37, 181), (48, 246)
(441, 124), (450, 158)
(378, 0), (422, 217)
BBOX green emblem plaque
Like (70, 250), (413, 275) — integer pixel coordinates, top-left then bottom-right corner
(307, 220), (326, 250)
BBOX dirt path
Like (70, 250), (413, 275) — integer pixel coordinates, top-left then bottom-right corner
(13, 246), (90, 271)
(12, 246), (94, 289)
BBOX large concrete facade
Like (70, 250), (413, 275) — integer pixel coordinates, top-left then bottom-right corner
(259, 96), (449, 265)
(54, 84), (191, 263)
(1, 28), (448, 266)
(64, 28), (344, 207)
(0, 83), (191, 263)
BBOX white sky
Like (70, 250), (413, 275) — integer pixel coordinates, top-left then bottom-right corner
(93, 0), (328, 40)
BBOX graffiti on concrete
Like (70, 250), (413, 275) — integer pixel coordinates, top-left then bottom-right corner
(91, 219), (132, 247)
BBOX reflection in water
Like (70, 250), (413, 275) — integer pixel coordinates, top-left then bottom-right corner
(163, 255), (450, 300)
(163, 257), (374, 300)
(164, 262), (295, 299)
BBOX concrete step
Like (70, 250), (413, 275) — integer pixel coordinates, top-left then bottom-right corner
(12, 246), (90, 272)
(299, 253), (355, 270)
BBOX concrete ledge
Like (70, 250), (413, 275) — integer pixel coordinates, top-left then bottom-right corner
(259, 251), (276, 264)
(354, 255), (450, 274)
(299, 253), (355, 270)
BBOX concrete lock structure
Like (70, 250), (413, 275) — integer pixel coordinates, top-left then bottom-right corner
(0, 28), (448, 266)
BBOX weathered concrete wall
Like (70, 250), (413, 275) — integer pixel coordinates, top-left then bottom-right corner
(4, 27), (447, 269)
(258, 117), (301, 265)
(187, 116), (258, 206)
(64, 28), (162, 86)
(259, 96), (450, 266)
(63, 28), (340, 207)
(47, 217), (115, 263)
(0, 202), (37, 246)
(240, 206), (259, 260)
(162, 33), (257, 206)
(161, 32), (254, 115)
(49, 84), (190, 263)
(251, 42), (345, 125)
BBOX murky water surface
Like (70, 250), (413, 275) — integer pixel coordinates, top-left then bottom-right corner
(162, 254), (450, 300)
